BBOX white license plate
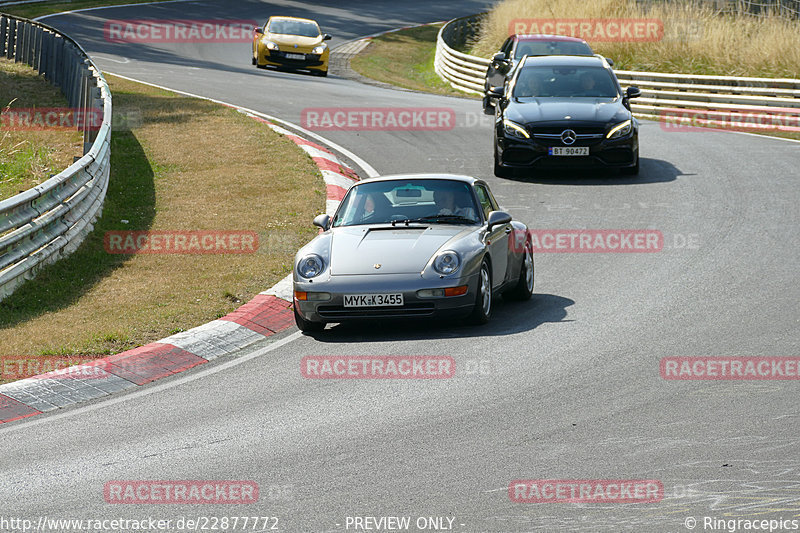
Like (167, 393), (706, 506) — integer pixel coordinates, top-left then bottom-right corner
(285, 53), (305, 60)
(549, 146), (589, 156)
(343, 293), (404, 307)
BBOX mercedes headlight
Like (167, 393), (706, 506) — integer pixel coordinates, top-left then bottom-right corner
(312, 44), (327, 54)
(433, 251), (461, 275)
(264, 40), (279, 51)
(297, 254), (325, 278)
(502, 119), (530, 139)
(606, 119), (632, 139)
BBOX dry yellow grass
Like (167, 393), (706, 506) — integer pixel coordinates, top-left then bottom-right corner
(0, 75), (323, 359)
(471, 0), (800, 78)
(350, 24), (470, 97)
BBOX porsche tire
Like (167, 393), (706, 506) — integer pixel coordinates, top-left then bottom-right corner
(468, 259), (492, 325)
(505, 240), (534, 301)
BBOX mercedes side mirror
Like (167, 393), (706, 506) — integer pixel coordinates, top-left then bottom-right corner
(626, 86), (641, 99)
(487, 86), (504, 99)
(313, 214), (331, 230)
(492, 52), (507, 64)
(487, 211), (512, 231)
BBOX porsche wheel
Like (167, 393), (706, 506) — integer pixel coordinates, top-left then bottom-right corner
(294, 306), (324, 333)
(468, 259), (492, 325)
(505, 240), (534, 301)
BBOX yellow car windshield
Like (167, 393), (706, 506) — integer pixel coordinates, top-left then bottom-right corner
(268, 20), (320, 38)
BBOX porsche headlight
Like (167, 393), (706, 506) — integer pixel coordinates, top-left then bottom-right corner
(606, 119), (632, 139)
(297, 254), (325, 278)
(264, 40), (279, 51)
(502, 119), (530, 139)
(433, 251), (461, 275)
(312, 44), (327, 54)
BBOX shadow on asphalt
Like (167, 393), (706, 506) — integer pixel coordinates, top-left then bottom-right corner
(501, 157), (692, 185)
(305, 292), (574, 342)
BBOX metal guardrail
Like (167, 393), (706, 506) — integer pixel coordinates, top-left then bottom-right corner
(0, 14), (111, 301)
(434, 14), (800, 127)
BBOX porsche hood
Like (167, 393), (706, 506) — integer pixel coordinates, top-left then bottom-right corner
(328, 226), (467, 275)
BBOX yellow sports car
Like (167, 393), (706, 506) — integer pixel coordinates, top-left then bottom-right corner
(252, 16), (331, 77)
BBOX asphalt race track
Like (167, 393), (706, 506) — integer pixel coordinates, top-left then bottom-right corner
(1, 1), (799, 531)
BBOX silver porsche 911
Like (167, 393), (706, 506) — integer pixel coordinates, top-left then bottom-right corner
(292, 174), (534, 332)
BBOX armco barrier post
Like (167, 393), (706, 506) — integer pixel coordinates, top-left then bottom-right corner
(38, 28), (49, 77)
(32, 25), (42, 71)
(0, 17), (7, 56)
(53, 35), (64, 87)
(5, 18), (14, 59)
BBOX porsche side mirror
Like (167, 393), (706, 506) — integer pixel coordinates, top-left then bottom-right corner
(323, 34), (332, 41)
(626, 86), (641, 99)
(313, 214), (331, 230)
(487, 210), (512, 231)
(254, 27), (264, 34)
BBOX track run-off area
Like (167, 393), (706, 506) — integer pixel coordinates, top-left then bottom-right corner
(1, 1), (799, 532)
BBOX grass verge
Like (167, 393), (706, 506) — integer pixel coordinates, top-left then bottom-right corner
(350, 24), (476, 99)
(0, 74), (323, 364)
(1, 0), (173, 19)
(0, 58), (82, 200)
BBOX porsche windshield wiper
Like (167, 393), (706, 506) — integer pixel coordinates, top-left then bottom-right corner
(401, 215), (478, 225)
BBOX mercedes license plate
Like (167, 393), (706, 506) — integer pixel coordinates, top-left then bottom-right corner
(549, 146), (589, 156)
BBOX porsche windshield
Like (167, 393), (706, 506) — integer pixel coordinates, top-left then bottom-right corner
(514, 66), (618, 98)
(332, 180), (481, 227)
(268, 19), (320, 37)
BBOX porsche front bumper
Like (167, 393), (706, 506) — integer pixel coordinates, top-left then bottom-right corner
(293, 272), (479, 323)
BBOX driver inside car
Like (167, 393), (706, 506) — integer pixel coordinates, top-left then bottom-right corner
(434, 189), (477, 221)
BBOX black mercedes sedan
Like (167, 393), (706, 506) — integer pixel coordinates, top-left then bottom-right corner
(491, 55), (641, 177)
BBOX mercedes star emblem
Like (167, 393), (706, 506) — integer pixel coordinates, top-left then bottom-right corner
(561, 129), (577, 145)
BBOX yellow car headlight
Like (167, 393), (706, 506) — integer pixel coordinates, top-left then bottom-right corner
(264, 40), (279, 51)
(312, 44), (327, 55)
